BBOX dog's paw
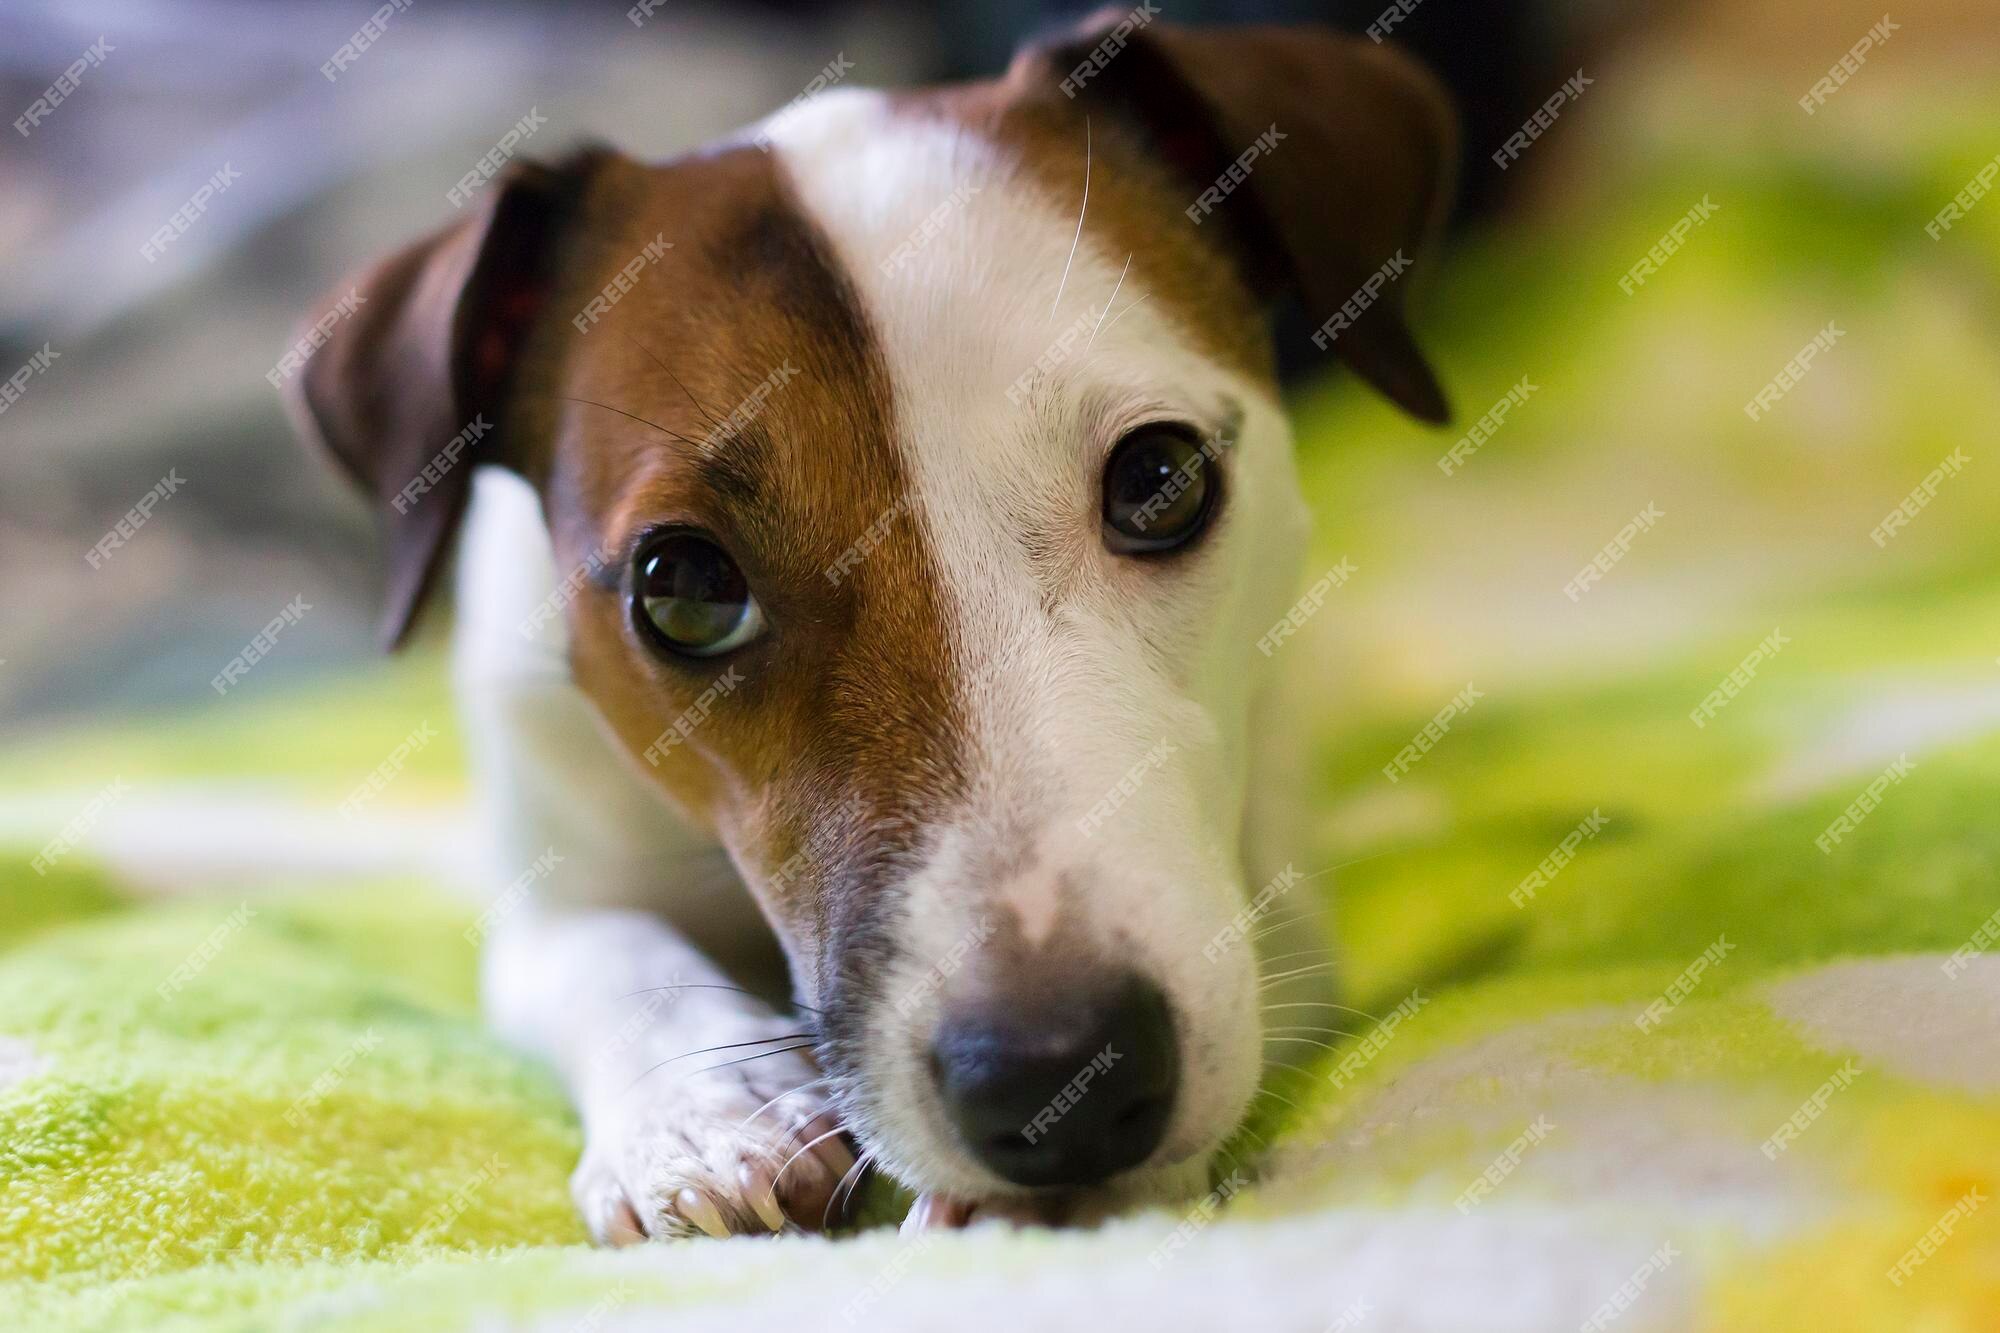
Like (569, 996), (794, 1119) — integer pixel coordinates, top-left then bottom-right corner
(572, 1052), (856, 1244)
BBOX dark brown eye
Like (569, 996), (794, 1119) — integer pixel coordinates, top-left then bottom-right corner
(633, 531), (764, 658)
(1101, 426), (1219, 554)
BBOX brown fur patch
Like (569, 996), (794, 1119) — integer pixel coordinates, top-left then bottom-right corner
(524, 147), (968, 999)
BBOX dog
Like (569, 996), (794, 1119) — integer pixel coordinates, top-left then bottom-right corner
(286, 9), (1453, 1242)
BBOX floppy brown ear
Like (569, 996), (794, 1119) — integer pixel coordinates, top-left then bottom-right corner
(283, 150), (611, 649)
(1011, 11), (1457, 423)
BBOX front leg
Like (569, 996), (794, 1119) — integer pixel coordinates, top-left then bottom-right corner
(483, 900), (856, 1242)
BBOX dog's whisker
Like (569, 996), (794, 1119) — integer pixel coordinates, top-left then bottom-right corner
(1048, 115), (1090, 322)
(556, 395), (707, 449)
(1257, 962), (1344, 986)
(1260, 998), (1386, 1025)
(618, 329), (729, 436)
(683, 1041), (818, 1081)
(737, 1077), (829, 1133)
(826, 1147), (875, 1228)
(1263, 1035), (1341, 1053)
(1093, 290), (1152, 340)
(1251, 1084), (1308, 1117)
(771, 1123), (850, 1196)
(616, 983), (825, 1017)
(1085, 251), (1132, 351)
(625, 1033), (816, 1093)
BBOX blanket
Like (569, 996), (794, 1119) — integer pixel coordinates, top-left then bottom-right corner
(5, 110), (1999, 1333)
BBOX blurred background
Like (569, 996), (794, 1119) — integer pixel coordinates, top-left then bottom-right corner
(1, 0), (1996, 917)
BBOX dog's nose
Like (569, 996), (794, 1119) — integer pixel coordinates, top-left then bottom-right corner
(930, 974), (1178, 1187)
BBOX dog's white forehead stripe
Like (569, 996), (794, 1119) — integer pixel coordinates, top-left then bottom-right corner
(766, 88), (1301, 1190)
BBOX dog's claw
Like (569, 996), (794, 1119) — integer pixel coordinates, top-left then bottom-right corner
(675, 1188), (731, 1239)
(740, 1163), (786, 1232)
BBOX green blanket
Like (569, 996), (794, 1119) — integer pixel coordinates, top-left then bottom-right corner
(6, 124), (1999, 1332)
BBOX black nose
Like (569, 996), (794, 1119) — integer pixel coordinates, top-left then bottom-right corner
(931, 974), (1179, 1188)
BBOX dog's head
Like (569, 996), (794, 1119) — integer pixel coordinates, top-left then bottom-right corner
(291, 12), (1452, 1212)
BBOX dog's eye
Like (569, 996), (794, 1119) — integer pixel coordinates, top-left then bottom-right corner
(632, 531), (765, 658)
(1102, 426), (1219, 554)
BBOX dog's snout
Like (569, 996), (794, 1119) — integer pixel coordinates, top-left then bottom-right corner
(930, 974), (1178, 1188)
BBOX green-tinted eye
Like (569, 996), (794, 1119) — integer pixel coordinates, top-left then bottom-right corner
(1102, 426), (1219, 554)
(633, 531), (764, 658)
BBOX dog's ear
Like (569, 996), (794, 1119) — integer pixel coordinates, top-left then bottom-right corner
(1009, 11), (1457, 423)
(284, 150), (610, 649)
